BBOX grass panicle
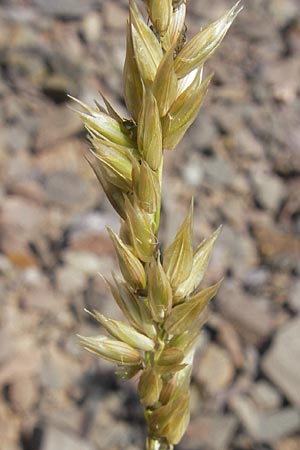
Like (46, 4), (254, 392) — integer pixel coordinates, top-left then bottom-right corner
(74, 1), (241, 449)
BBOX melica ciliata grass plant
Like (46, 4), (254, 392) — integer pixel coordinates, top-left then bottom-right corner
(73, 1), (242, 449)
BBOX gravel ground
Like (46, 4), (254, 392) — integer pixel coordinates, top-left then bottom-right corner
(0, 1), (300, 449)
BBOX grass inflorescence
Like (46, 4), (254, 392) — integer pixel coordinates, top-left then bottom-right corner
(74, 1), (241, 449)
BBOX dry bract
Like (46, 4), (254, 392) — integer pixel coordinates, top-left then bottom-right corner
(108, 228), (147, 290)
(163, 202), (193, 289)
(147, 255), (173, 322)
(76, 1), (241, 449)
(86, 310), (155, 351)
(137, 87), (163, 170)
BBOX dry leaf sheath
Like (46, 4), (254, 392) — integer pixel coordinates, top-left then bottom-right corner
(74, 1), (241, 449)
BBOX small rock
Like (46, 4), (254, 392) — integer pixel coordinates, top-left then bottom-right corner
(242, 268), (270, 294)
(182, 414), (238, 450)
(1, 237), (39, 268)
(9, 376), (39, 413)
(189, 383), (204, 417)
(288, 280), (300, 312)
(0, 255), (13, 278)
(0, 344), (41, 385)
(41, 345), (80, 390)
(215, 318), (245, 368)
(103, 2), (127, 31)
(202, 156), (236, 188)
(63, 250), (111, 276)
(233, 127), (264, 159)
(42, 73), (78, 103)
(7, 179), (47, 204)
(23, 285), (65, 312)
(0, 196), (46, 267)
(252, 220), (300, 270)
(4, 48), (47, 87)
(69, 212), (117, 256)
(34, 0), (96, 19)
(231, 395), (300, 442)
(69, 231), (113, 256)
(35, 107), (82, 151)
(218, 281), (274, 345)
(35, 140), (99, 210)
(263, 58), (300, 104)
(271, 123), (300, 177)
(90, 415), (138, 450)
(250, 380), (282, 411)
(194, 343), (235, 394)
(276, 437), (300, 450)
(181, 155), (204, 187)
(70, 211), (119, 234)
(250, 169), (286, 212)
(211, 226), (258, 277)
(41, 425), (95, 450)
(0, 403), (21, 450)
(81, 12), (103, 44)
(262, 317), (300, 406)
(0, 331), (15, 366)
(282, 179), (300, 228)
(44, 407), (84, 435)
(82, 276), (120, 321)
(0, 196), (45, 235)
(0, 124), (33, 153)
(270, 0), (300, 27)
(189, 115), (218, 151)
(43, 171), (89, 208)
(55, 264), (87, 296)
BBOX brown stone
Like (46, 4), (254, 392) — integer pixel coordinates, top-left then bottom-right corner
(275, 437), (300, 450)
(250, 380), (281, 411)
(0, 346), (41, 385)
(183, 414), (238, 450)
(252, 222), (300, 261)
(194, 343), (235, 394)
(262, 318), (300, 406)
(103, 2), (127, 31)
(0, 403), (21, 450)
(217, 281), (275, 344)
(9, 376), (39, 413)
(35, 107), (82, 151)
(41, 425), (95, 450)
(231, 395), (300, 443)
(214, 317), (245, 368)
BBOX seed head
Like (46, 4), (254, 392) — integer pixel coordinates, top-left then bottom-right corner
(174, 1), (243, 78)
(164, 280), (222, 335)
(163, 201), (194, 289)
(86, 309), (155, 351)
(147, 0), (172, 35)
(147, 255), (173, 322)
(138, 367), (163, 406)
(130, 0), (163, 83)
(78, 335), (143, 365)
(108, 227), (147, 290)
(137, 87), (162, 170)
(75, 0), (242, 447)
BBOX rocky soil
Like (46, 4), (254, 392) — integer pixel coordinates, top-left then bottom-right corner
(0, 0), (300, 449)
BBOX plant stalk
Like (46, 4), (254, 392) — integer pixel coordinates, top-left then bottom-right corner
(77, 0), (242, 448)
(147, 437), (174, 450)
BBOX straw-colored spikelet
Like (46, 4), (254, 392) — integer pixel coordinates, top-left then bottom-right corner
(74, 1), (242, 449)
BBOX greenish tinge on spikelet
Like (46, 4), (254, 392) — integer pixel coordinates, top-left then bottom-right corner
(75, 1), (242, 449)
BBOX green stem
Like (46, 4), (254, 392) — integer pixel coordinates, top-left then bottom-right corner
(146, 437), (174, 450)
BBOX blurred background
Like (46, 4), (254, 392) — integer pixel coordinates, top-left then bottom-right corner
(0, 0), (300, 449)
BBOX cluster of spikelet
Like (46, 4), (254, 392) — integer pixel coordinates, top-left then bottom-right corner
(75, 1), (241, 449)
